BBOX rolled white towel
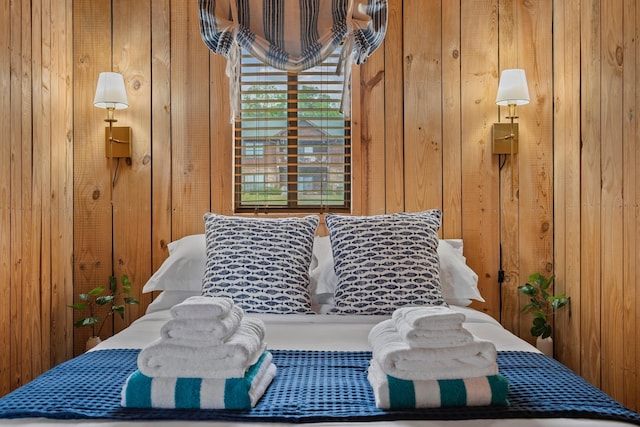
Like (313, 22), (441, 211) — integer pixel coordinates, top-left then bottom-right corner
(160, 305), (244, 345)
(392, 306), (465, 331)
(368, 319), (498, 381)
(138, 317), (267, 379)
(396, 324), (474, 348)
(170, 295), (235, 320)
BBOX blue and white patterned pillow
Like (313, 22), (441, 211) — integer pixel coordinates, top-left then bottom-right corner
(201, 213), (319, 314)
(325, 210), (446, 315)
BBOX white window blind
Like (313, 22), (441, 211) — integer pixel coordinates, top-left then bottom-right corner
(234, 49), (351, 213)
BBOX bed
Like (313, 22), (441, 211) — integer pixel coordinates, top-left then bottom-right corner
(1, 211), (639, 427)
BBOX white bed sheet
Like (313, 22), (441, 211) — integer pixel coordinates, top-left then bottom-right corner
(1, 306), (636, 427)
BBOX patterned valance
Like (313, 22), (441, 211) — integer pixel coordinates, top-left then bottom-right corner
(198, 0), (388, 118)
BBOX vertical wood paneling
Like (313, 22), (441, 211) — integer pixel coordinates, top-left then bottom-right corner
(383, 0), (405, 214)
(30, 0), (49, 380)
(170, 2), (211, 237)
(441, 0), (462, 238)
(403, 0), (442, 214)
(517, 1), (554, 343)
(49, 0), (74, 366)
(20, 0), (38, 383)
(150, 0), (172, 271)
(40, 0), (54, 371)
(461, 0), (501, 320)
(623, 1), (640, 411)
(0, 0), (12, 396)
(580, 0), (602, 388)
(210, 53), (232, 216)
(9, 0), (25, 390)
(111, 0), (153, 328)
(360, 41), (386, 215)
(0, 0), (74, 393)
(622, 0), (638, 409)
(553, 0), (582, 373)
(633, 0), (640, 411)
(73, 0), (113, 355)
(497, 0), (521, 334)
(600, 0), (625, 401)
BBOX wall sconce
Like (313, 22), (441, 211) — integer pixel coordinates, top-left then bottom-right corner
(492, 69), (529, 156)
(94, 72), (131, 159)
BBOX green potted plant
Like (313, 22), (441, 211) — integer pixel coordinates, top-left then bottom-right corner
(68, 274), (139, 350)
(518, 272), (570, 356)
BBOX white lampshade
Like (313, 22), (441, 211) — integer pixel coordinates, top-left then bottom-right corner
(495, 69), (529, 106)
(94, 72), (128, 110)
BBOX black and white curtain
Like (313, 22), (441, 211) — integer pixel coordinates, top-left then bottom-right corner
(198, 0), (388, 117)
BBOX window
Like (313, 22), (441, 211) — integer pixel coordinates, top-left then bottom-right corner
(234, 48), (351, 212)
(243, 141), (264, 157)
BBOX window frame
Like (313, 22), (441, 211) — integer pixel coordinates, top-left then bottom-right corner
(232, 51), (357, 214)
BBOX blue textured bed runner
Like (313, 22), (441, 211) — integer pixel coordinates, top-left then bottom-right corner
(1, 349), (639, 424)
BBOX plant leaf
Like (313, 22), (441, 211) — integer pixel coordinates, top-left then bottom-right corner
(551, 296), (570, 310)
(520, 302), (536, 313)
(96, 295), (115, 305)
(528, 272), (542, 283)
(531, 323), (551, 337)
(109, 276), (117, 294)
(88, 287), (105, 296)
(532, 311), (547, 320)
(73, 317), (100, 328)
(67, 303), (87, 310)
(518, 284), (537, 296)
(124, 297), (139, 305)
(113, 305), (125, 319)
(532, 316), (547, 325)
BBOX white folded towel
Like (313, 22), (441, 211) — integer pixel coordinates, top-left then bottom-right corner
(368, 319), (498, 381)
(160, 305), (244, 345)
(392, 306), (466, 331)
(395, 323), (474, 348)
(169, 295), (235, 320)
(138, 317), (267, 378)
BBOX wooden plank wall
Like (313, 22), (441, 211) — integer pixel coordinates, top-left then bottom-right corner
(554, 0), (640, 410)
(1, 0), (639, 412)
(0, 0), (74, 395)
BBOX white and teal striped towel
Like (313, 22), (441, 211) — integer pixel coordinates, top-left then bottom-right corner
(367, 359), (509, 409)
(121, 351), (276, 409)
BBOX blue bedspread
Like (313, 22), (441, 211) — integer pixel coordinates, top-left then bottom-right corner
(0, 349), (639, 424)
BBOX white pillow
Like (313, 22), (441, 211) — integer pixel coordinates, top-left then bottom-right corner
(309, 235), (338, 296)
(145, 290), (201, 313)
(437, 239), (484, 305)
(142, 234), (206, 293)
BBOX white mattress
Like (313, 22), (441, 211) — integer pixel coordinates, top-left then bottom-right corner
(1, 306), (635, 427)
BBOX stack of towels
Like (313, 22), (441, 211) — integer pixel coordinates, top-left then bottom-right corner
(367, 305), (509, 409)
(121, 296), (276, 410)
